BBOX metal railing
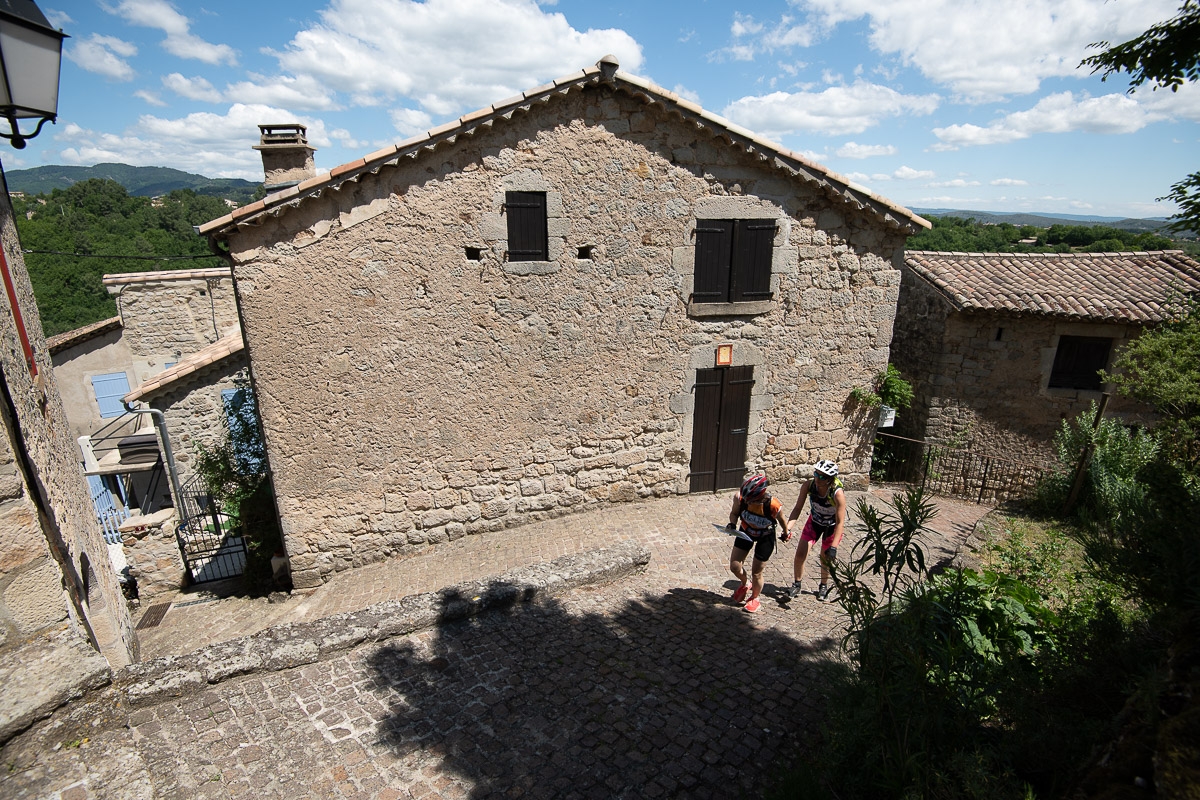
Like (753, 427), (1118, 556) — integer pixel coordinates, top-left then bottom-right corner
(872, 432), (1042, 504)
(175, 473), (247, 584)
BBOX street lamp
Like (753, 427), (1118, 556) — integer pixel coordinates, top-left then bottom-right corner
(0, 0), (66, 149)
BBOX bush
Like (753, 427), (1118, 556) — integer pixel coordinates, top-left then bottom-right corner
(1032, 402), (1159, 527)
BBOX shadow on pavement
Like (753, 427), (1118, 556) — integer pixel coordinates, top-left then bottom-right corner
(365, 578), (846, 798)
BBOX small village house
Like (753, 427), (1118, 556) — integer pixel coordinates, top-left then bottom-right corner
(199, 57), (930, 589)
(890, 249), (1200, 462)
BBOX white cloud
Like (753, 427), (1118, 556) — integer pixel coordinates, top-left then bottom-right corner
(66, 34), (137, 81)
(52, 104), (331, 180)
(793, 0), (1181, 101)
(390, 108), (434, 137)
(673, 85), (702, 104)
(268, 0), (643, 117)
(134, 89), (167, 107)
(44, 9), (73, 29)
(719, 12), (815, 61)
(991, 178), (1028, 186)
(894, 165), (934, 180)
(109, 0), (237, 66)
(723, 81), (938, 137)
(1070, 200), (1094, 209)
(933, 91), (1166, 149)
(928, 179), (980, 188)
(225, 75), (338, 111)
(162, 73), (222, 102)
(835, 142), (896, 158)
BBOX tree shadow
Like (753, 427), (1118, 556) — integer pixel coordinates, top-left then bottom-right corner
(363, 578), (847, 798)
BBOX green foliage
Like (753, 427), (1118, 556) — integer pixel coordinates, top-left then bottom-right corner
(1032, 402), (1160, 527)
(12, 179), (231, 336)
(192, 379), (282, 588)
(5, 162), (261, 201)
(1103, 297), (1200, 467)
(906, 216), (1179, 254)
(850, 364), (914, 410)
(1082, 1), (1200, 235)
(1081, 0), (1200, 92)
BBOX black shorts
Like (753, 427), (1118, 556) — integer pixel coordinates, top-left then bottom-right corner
(732, 531), (776, 562)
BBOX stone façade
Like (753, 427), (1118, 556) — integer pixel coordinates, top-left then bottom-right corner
(204, 69), (926, 589)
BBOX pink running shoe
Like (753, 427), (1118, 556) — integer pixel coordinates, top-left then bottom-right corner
(732, 584), (751, 604)
(743, 597), (761, 613)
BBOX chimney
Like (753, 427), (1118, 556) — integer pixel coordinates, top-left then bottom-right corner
(254, 124), (317, 192)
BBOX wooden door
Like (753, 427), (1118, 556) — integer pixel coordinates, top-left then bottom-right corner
(689, 365), (754, 492)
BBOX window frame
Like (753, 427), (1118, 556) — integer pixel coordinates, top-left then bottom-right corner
(90, 372), (132, 418)
(692, 218), (776, 304)
(504, 191), (549, 262)
(1048, 335), (1112, 391)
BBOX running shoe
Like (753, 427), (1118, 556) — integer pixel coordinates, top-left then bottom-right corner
(816, 583), (831, 602)
(732, 583), (751, 604)
(787, 580), (803, 599)
(743, 596), (761, 613)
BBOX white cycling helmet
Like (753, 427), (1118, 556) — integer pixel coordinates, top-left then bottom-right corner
(814, 460), (839, 479)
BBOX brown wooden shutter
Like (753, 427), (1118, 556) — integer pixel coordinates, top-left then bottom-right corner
(693, 220), (733, 303)
(689, 368), (723, 492)
(715, 366), (754, 490)
(505, 191), (548, 261)
(730, 221), (775, 302)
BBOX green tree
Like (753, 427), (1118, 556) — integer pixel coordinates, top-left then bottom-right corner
(1103, 297), (1200, 467)
(14, 180), (228, 335)
(1082, 0), (1200, 234)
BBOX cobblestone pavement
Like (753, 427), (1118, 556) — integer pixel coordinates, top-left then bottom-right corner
(1, 488), (993, 799)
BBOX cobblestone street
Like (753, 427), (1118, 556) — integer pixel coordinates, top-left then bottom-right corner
(1, 488), (993, 799)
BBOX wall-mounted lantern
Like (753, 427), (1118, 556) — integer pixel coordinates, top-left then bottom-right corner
(0, 0), (67, 149)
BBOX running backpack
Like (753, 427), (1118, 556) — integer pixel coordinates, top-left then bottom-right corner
(738, 494), (780, 537)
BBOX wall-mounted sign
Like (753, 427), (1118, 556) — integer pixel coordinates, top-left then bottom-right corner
(716, 344), (733, 366)
(879, 405), (896, 428)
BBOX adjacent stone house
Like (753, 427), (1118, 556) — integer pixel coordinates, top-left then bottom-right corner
(891, 250), (1200, 461)
(199, 57), (930, 589)
(0, 183), (136, 742)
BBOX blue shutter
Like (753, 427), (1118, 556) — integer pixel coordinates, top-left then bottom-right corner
(91, 372), (131, 418)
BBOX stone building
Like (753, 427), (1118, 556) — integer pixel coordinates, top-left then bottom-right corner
(198, 57), (930, 589)
(0, 179), (136, 742)
(891, 250), (1200, 461)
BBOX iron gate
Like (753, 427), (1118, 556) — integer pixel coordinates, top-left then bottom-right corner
(175, 473), (247, 583)
(872, 432), (1042, 504)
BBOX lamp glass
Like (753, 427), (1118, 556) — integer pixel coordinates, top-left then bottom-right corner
(0, 16), (63, 118)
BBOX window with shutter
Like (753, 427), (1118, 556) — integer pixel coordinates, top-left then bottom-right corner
(91, 372), (131, 418)
(693, 219), (775, 304)
(505, 191), (548, 262)
(1048, 336), (1111, 390)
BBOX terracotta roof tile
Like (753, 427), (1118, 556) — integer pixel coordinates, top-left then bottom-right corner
(905, 250), (1200, 323)
(46, 316), (121, 355)
(123, 330), (245, 403)
(102, 267), (231, 287)
(197, 58), (929, 241)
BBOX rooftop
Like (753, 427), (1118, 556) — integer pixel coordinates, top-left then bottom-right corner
(45, 316), (121, 356)
(199, 57), (929, 240)
(124, 330), (244, 403)
(904, 250), (1200, 323)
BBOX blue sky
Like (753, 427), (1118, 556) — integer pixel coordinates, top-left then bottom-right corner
(18, 0), (1199, 220)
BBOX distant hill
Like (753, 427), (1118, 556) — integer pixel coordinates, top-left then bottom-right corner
(6, 163), (261, 202)
(913, 208), (1173, 234)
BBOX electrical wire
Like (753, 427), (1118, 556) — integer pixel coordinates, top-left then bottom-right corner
(21, 250), (218, 260)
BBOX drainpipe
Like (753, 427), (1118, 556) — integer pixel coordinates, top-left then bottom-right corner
(121, 403), (184, 512)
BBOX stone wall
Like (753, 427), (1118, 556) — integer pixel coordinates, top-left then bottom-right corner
(107, 270), (239, 386)
(0, 193), (136, 666)
(118, 509), (183, 600)
(148, 359), (248, 486)
(49, 326), (133, 442)
(894, 265), (1154, 462)
(224, 86), (910, 588)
